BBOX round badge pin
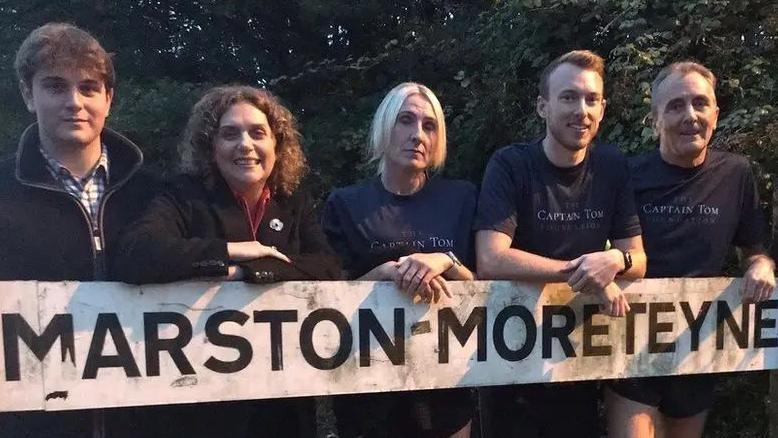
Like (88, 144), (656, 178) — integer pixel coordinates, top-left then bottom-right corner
(269, 218), (284, 231)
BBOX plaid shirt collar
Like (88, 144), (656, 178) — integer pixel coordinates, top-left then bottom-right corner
(39, 144), (110, 229)
(40, 145), (110, 188)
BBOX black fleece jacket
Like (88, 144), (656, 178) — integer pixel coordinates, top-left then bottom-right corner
(113, 174), (341, 284)
(0, 124), (158, 281)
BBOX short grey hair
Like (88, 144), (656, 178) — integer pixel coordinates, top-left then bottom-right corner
(651, 61), (717, 118)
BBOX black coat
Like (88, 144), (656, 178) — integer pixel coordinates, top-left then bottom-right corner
(114, 174), (341, 284)
(0, 124), (158, 281)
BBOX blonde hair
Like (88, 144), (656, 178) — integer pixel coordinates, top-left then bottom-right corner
(179, 86), (306, 196)
(367, 82), (447, 174)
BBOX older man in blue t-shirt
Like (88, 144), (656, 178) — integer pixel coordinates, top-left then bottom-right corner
(606, 62), (776, 438)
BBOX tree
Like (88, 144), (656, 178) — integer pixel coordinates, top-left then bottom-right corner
(0, 0), (775, 435)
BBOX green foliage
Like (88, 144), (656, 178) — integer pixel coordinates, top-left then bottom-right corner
(0, 1), (776, 435)
(707, 372), (769, 438)
(1, 0), (774, 201)
(110, 79), (209, 175)
(443, 0), (778, 174)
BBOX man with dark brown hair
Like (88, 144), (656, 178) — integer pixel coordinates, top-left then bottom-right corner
(0, 22), (157, 436)
(475, 50), (646, 437)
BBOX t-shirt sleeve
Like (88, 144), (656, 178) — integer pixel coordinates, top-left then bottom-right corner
(734, 163), (767, 248)
(610, 155), (642, 240)
(456, 182), (478, 270)
(474, 149), (521, 238)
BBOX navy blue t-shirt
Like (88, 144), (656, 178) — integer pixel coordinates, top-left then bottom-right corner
(322, 176), (477, 279)
(630, 149), (766, 278)
(474, 139), (641, 260)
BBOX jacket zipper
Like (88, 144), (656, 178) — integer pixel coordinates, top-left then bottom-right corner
(96, 187), (120, 279)
(19, 182), (98, 277)
(19, 162), (138, 280)
(14, 126), (144, 280)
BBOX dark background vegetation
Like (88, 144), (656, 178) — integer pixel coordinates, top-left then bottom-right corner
(1, 1), (776, 436)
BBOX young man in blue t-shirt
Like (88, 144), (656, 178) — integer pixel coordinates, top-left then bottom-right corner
(606, 62), (775, 438)
(474, 50), (647, 437)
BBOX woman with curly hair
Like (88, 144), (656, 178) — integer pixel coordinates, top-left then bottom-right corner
(115, 85), (339, 285)
(114, 85), (338, 437)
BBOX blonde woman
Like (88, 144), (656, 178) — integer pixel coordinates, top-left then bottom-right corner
(323, 82), (475, 437)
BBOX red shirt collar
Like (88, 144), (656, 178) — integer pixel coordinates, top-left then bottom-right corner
(234, 186), (272, 239)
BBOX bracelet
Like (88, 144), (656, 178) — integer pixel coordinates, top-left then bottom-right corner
(445, 251), (463, 268)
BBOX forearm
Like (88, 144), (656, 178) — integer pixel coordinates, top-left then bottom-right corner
(227, 241), (264, 261)
(601, 247), (646, 280)
(443, 263), (475, 281)
(744, 252), (775, 271)
(612, 236), (647, 280)
(738, 245), (776, 303)
(620, 248), (646, 280)
(478, 247), (568, 282)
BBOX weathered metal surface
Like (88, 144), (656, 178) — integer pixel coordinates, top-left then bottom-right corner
(0, 281), (44, 411)
(0, 278), (774, 412)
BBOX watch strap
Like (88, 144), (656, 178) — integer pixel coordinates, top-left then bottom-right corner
(618, 250), (632, 275)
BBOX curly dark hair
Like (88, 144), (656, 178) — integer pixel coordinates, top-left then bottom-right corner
(179, 85), (307, 196)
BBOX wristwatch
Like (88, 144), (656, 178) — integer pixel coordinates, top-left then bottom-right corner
(617, 250), (633, 275)
(445, 251), (463, 267)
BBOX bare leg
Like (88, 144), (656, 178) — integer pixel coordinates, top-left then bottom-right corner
(449, 420), (472, 438)
(605, 386), (657, 438)
(664, 412), (707, 438)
